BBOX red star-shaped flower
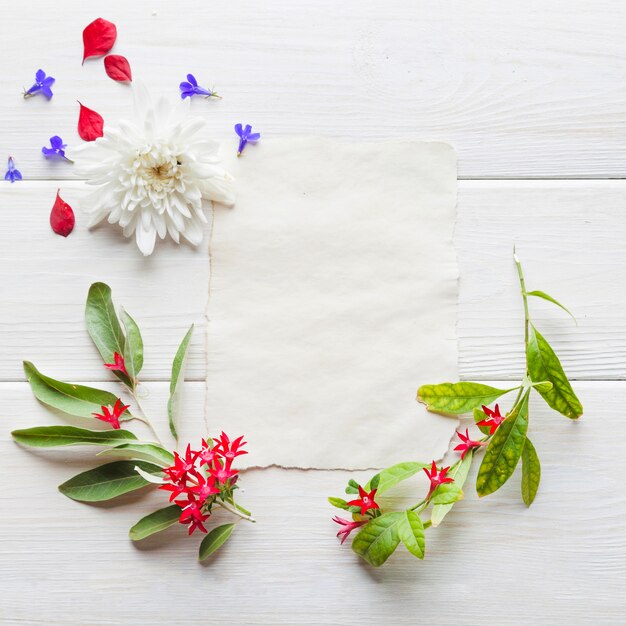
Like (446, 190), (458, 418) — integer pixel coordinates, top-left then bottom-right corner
(332, 516), (366, 544)
(214, 432), (247, 470)
(92, 398), (129, 429)
(209, 461), (239, 485)
(454, 428), (485, 459)
(423, 461), (454, 499)
(476, 403), (506, 435)
(347, 485), (379, 515)
(104, 352), (128, 376)
(198, 438), (221, 466)
(162, 444), (199, 482)
(177, 496), (210, 535)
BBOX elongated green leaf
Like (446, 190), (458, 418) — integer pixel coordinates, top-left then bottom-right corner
(98, 443), (174, 467)
(85, 282), (125, 365)
(199, 523), (235, 561)
(431, 482), (464, 505)
(12, 426), (137, 448)
(431, 451), (473, 527)
(167, 325), (194, 440)
(527, 324), (583, 419)
(121, 308), (143, 380)
(477, 393), (530, 497)
(129, 505), (180, 541)
(352, 512), (403, 567)
(417, 382), (515, 415)
(397, 511), (425, 559)
(527, 290), (576, 323)
(345, 479), (360, 495)
(365, 462), (428, 494)
(24, 361), (127, 419)
(521, 437), (541, 506)
(58, 461), (162, 502)
(328, 497), (351, 510)
(531, 381), (553, 393)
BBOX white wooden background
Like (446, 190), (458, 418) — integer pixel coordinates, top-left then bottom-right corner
(1, 2), (625, 624)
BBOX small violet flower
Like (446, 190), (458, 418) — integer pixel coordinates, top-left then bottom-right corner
(42, 136), (73, 162)
(234, 123), (260, 156)
(24, 69), (55, 99)
(4, 157), (22, 183)
(179, 74), (220, 100)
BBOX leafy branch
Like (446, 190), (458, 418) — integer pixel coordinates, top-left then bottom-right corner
(12, 282), (253, 562)
(329, 253), (582, 566)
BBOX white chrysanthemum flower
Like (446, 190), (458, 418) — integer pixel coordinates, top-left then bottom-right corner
(74, 83), (234, 256)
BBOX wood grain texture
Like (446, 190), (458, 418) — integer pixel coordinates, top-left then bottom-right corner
(0, 182), (209, 382)
(0, 180), (621, 382)
(457, 180), (626, 381)
(1, 381), (623, 625)
(3, 0), (626, 179)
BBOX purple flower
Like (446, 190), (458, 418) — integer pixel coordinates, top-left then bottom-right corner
(179, 74), (220, 100)
(4, 157), (22, 183)
(42, 136), (72, 162)
(24, 69), (55, 99)
(234, 124), (261, 156)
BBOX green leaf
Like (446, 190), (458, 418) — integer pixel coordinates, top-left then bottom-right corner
(417, 382), (516, 415)
(473, 408), (492, 436)
(129, 505), (181, 541)
(121, 308), (143, 380)
(526, 324), (583, 419)
(24, 361), (127, 419)
(167, 325), (194, 440)
(521, 437), (541, 506)
(97, 443), (174, 467)
(58, 460), (163, 502)
(352, 512), (403, 567)
(365, 462), (428, 494)
(397, 511), (425, 559)
(531, 381), (553, 393)
(85, 282), (126, 368)
(476, 393), (530, 497)
(431, 451), (473, 527)
(430, 482), (464, 505)
(345, 479), (360, 495)
(527, 290), (576, 324)
(199, 523), (235, 561)
(328, 497), (351, 510)
(12, 426), (137, 448)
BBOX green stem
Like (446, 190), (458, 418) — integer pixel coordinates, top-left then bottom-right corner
(130, 389), (164, 446)
(217, 499), (256, 522)
(514, 251), (531, 351)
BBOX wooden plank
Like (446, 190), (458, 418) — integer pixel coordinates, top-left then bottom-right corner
(0, 180), (622, 381)
(1, 380), (622, 624)
(2, 1), (626, 179)
(457, 180), (626, 381)
(0, 182), (209, 382)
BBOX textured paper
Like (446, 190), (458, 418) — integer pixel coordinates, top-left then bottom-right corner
(207, 138), (458, 469)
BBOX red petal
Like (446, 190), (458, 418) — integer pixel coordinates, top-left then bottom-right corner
(104, 54), (132, 82)
(82, 17), (117, 63)
(77, 102), (104, 141)
(50, 190), (75, 237)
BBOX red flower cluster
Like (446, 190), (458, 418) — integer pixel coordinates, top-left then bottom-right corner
(160, 433), (247, 535)
(477, 403), (506, 434)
